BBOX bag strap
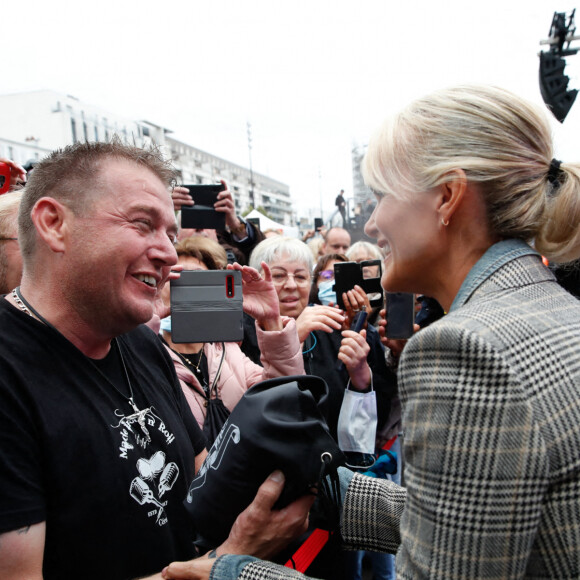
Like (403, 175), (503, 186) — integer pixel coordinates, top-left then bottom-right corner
(285, 528), (330, 573)
(209, 343), (226, 398)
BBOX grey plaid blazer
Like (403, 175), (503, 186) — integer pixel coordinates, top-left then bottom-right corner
(225, 243), (580, 580)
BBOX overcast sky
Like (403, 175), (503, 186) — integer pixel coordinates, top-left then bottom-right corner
(3, 0), (579, 219)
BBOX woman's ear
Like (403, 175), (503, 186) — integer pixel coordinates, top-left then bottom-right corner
(30, 197), (70, 253)
(438, 169), (467, 225)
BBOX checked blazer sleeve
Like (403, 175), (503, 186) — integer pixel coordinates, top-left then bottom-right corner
(396, 322), (551, 580)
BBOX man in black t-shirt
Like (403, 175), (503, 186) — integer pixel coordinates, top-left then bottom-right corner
(0, 142), (209, 579)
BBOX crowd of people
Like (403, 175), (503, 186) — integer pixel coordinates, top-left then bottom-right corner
(1, 82), (579, 580)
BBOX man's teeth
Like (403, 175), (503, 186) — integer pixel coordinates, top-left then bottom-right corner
(135, 274), (156, 287)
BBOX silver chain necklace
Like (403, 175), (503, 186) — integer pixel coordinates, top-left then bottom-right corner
(12, 287), (151, 440)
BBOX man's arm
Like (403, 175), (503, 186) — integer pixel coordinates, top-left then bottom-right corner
(0, 522), (45, 580)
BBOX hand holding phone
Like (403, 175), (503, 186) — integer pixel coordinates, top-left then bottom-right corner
(180, 183), (226, 230)
(385, 292), (415, 339)
(337, 309), (368, 372)
(170, 270), (243, 343)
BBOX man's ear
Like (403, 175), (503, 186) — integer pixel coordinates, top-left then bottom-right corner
(30, 197), (71, 253)
(438, 169), (467, 225)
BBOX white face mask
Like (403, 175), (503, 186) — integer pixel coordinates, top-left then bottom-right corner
(337, 380), (377, 457)
(317, 279), (337, 306)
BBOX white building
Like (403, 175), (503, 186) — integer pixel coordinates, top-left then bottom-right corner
(0, 90), (293, 224)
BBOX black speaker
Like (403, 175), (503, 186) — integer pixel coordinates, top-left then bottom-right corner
(539, 51), (578, 123)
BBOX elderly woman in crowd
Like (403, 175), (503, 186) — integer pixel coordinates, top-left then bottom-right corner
(163, 85), (580, 580)
(157, 236), (303, 445)
(240, 236), (397, 443)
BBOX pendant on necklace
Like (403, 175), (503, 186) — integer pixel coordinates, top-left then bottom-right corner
(129, 397), (141, 414)
(125, 398), (152, 443)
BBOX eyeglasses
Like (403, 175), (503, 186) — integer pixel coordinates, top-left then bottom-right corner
(0, 237), (18, 241)
(317, 269), (334, 281)
(271, 271), (311, 287)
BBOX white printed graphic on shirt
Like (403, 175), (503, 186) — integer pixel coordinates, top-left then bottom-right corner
(111, 407), (175, 458)
(186, 423), (240, 502)
(129, 451), (179, 526)
(111, 407), (180, 526)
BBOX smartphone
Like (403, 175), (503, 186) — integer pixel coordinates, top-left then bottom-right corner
(246, 217), (260, 228)
(314, 217), (324, 231)
(333, 260), (383, 310)
(181, 183), (226, 230)
(170, 270), (243, 343)
(0, 162), (11, 194)
(385, 292), (415, 339)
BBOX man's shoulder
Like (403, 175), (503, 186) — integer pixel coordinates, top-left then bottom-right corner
(119, 324), (170, 363)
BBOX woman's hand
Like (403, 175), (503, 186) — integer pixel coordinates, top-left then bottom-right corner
(339, 329), (371, 390)
(295, 304), (345, 343)
(229, 262), (282, 331)
(162, 471), (315, 579)
(341, 285), (371, 330)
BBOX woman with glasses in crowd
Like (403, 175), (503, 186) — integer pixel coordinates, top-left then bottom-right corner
(241, 236), (396, 448)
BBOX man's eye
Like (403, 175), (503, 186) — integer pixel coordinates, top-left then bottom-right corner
(135, 219), (153, 231)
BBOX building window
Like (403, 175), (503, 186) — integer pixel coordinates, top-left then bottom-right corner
(71, 118), (78, 143)
(94, 126), (99, 141)
(83, 122), (89, 142)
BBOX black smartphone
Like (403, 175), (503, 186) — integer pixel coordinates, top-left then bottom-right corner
(333, 260), (383, 310)
(385, 292), (415, 339)
(181, 183), (226, 230)
(314, 217), (324, 231)
(170, 270), (243, 343)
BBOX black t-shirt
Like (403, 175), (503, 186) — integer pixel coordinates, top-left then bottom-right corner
(0, 299), (206, 579)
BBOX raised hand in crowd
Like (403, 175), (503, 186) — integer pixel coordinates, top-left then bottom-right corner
(227, 262), (282, 330)
(294, 303), (345, 343)
(338, 328), (371, 390)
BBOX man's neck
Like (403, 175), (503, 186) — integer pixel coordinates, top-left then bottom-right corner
(9, 283), (114, 359)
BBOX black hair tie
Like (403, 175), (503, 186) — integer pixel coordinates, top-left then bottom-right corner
(547, 158), (563, 193)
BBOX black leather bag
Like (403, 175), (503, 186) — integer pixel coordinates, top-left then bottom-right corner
(184, 374), (345, 551)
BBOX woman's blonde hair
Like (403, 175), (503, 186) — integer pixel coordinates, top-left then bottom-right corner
(362, 84), (580, 263)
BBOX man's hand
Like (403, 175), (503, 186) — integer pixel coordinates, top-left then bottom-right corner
(171, 186), (194, 213)
(214, 181), (242, 233)
(295, 304), (345, 343)
(162, 471), (315, 579)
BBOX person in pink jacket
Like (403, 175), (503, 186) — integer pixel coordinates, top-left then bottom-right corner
(157, 237), (304, 438)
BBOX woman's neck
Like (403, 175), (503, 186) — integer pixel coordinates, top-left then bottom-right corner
(162, 331), (204, 354)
